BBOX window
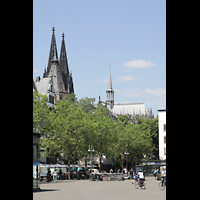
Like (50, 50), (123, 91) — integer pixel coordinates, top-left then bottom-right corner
(164, 124), (166, 131)
(49, 95), (54, 104)
(164, 136), (166, 144)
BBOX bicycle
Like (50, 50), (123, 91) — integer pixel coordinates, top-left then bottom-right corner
(135, 178), (146, 189)
(159, 176), (166, 190)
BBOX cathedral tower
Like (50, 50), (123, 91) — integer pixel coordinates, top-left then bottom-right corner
(42, 27), (74, 99)
(59, 33), (74, 94)
(106, 66), (114, 109)
(45, 27), (58, 77)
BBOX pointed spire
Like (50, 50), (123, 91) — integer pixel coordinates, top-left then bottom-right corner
(59, 32), (70, 92)
(59, 32), (69, 75)
(106, 65), (114, 109)
(108, 65), (112, 90)
(46, 26), (58, 75)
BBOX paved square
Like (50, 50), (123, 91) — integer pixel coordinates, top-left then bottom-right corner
(33, 177), (166, 200)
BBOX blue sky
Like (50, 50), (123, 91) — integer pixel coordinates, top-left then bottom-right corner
(33, 0), (166, 117)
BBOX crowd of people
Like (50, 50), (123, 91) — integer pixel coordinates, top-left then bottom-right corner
(47, 168), (63, 182)
(46, 166), (166, 184)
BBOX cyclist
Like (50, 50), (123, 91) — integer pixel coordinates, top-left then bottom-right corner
(135, 170), (145, 187)
(161, 167), (166, 186)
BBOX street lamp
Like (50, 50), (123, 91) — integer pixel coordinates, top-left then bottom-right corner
(124, 150), (129, 172)
(88, 145), (95, 178)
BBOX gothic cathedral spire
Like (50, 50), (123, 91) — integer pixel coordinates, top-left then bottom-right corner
(42, 27), (74, 97)
(106, 65), (114, 109)
(44, 26), (58, 77)
(59, 33), (69, 76)
(59, 33), (74, 94)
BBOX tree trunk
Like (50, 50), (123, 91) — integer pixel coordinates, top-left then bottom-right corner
(68, 159), (70, 180)
(85, 154), (88, 171)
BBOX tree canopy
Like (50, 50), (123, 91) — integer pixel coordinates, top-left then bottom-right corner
(33, 91), (158, 178)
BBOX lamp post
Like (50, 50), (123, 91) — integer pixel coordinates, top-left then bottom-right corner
(88, 145), (94, 179)
(124, 150), (129, 172)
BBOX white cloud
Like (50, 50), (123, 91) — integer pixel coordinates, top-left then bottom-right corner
(144, 88), (166, 96)
(124, 59), (155, 68)
(116, 75), (136, 82)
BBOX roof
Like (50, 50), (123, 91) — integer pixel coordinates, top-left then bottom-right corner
(33, 78), (49, 96)
(112, 103), (146, 115)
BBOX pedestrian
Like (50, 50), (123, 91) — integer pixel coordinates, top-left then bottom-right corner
(129, 168), (134, 184)
(125, 167), (127, 177)
(47, 168), (51, 182)
(59, 169), (62, 180)
(54, 168), (57, 182)
(51, 169), (54, 180)
(153, 169), (158, 180)
(110, 168), (113, 173)
(123, 167), (126, 177)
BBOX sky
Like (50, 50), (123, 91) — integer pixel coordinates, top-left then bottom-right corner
(33, 0), (166, 117)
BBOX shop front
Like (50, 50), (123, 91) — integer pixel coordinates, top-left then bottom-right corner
(33, 133), (40, 191)
(142, 160), (166, 176)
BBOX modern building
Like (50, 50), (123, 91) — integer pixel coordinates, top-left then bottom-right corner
(158, 109), (166, 160)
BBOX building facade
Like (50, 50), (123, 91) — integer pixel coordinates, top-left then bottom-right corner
(103, 67), (154, 120)
(158, 109), (166, 160)
(34, 26), (74, 101)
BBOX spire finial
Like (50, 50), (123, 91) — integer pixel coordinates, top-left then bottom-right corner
(108, 65), (112, 90)
(62, 33), (65, 40)
(52, 26), (55, 33)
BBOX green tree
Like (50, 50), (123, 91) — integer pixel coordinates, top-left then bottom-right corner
(33, 90), (52, 134)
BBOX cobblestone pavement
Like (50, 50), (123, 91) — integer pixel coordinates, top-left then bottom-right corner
(33, 177), (166, 200)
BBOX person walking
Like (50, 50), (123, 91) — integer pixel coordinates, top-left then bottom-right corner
(129, 168), (134, 184)
(53, 168), (57, 182)
(153, 169), (158, 180)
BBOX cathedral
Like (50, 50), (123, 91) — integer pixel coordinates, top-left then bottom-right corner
(34, 27), (74, 101)
(99, 67), (154, 121)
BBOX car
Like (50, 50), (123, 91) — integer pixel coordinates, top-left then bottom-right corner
(89, 169), (99, 174)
